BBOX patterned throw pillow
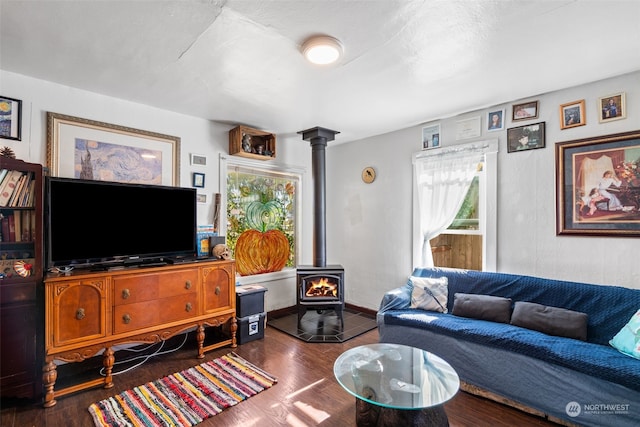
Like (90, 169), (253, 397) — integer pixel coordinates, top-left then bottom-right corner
(610, 309), (640, 360)
(409, 276), (448, 313)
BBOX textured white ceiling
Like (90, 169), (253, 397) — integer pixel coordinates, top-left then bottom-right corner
(2, 0), (639, 144)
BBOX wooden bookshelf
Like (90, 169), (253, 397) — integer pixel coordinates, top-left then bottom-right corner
(0, 157), (44, 400)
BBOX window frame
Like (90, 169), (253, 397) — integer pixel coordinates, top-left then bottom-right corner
(412, 139), (497, 271)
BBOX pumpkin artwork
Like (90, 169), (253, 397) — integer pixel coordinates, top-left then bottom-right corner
(235, 200), (290, 276)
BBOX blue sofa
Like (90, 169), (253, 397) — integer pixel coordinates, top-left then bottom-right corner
(377, 267), (640, 427)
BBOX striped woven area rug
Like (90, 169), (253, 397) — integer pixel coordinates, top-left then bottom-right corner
(88, 352), (277, 427)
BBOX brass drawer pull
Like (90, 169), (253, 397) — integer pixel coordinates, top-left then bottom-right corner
(76, 308), (85, 320)
(185, 280), (192, 290)
(215, 286), (221, 295)
(122, 288), (130, 299)
(185, 302), (192, 312)
(123, 314), (131, 324)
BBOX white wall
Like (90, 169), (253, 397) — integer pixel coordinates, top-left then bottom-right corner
(327, 71), (640, 310)
(0, 70), (314, 312)
(4, 70), (639, 314)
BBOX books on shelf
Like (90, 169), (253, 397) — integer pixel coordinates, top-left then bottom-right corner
(0, 169), (36, 208)
(0, 210), (36, 242)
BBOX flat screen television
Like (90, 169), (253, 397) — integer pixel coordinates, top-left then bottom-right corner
(46, 177), (197, 269)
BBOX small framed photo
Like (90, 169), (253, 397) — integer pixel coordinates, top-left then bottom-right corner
(196, 193), (207, 204)
(192, 172), (205, 188)
(507, 122), (545, 153)
(598, 92), (626, 123)
(487, 109), (505, 132)
(560, 99), (586, 129)
(422, 124), (440, 149)
(512, 101), (539, 121)
(0, 96), (22, 141)
(190, 153), (207, 166)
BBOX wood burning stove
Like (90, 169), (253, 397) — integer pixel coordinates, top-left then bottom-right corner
(296, 127), (344, 328)
(297, 265), (344, 326)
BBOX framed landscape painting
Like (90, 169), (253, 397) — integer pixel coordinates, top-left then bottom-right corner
(47, 112), (180, 186)
(556, 130), (640, 237)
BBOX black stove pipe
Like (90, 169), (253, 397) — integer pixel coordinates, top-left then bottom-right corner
(298, 127), (340, 267)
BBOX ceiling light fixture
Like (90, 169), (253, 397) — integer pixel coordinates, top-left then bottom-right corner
(301, 35), (343, 65)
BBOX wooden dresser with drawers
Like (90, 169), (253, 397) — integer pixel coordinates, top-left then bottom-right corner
(43, 259), (236, 407)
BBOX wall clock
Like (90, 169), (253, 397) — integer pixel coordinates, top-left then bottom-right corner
(362, 166), (376, 184)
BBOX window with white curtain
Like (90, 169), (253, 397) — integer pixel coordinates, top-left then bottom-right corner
(412, 140), (498, 271)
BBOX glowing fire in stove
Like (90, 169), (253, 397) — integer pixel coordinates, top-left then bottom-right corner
(305, 277), (337, 297)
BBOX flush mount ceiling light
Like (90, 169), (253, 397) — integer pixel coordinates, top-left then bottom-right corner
(301, 35), (343, 65)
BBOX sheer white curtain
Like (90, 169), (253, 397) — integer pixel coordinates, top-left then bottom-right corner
(413, 144), (486, 267)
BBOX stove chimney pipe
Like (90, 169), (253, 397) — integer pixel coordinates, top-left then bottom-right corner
(298, 127), (340, 267)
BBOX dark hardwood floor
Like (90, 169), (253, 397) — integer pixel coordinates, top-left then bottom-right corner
(1, 326), (560, 426)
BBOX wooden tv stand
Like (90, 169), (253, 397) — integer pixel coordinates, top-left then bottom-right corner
(42, 259), (236, 407)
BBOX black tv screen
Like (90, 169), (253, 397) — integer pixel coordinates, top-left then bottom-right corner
(46, 177), (196, 268)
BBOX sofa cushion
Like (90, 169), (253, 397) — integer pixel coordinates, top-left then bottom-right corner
(452, 293), (512, 323)
(511, 301), (588, 341)
(610, 309), (640, 360)
(409, 276), (448, 313)
(409, 267), (640, 345)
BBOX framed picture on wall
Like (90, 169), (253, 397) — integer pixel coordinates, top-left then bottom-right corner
(556, 130), (640, 237)
(0, 96), (22, 141)
(598, 92), (626, 123)
(190, 153), (208, 166)
(421, 124), (440, 149)
(455, 116), (481, 140)
(559, 99), (586, 129)
(512, 101), (539, 121)
(46, 112), (181, 185)
(192, 172), (205, 188)
(487, 109), (505, 132)
(507, 122), (545, 153)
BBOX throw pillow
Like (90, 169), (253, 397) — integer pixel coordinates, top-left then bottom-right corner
(609, 309), (640, 360)
(409, 276), (448, 313)
(511, 301), (588, 341)
(452, 293), (512, 323)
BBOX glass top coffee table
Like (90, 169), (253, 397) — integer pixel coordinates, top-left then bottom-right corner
(334, 343), (459, 426)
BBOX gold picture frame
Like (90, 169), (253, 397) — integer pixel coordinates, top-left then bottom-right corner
(598, 92), (626, 123)
(47, 112), (180, 186)
(559, 100), (586, 130)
